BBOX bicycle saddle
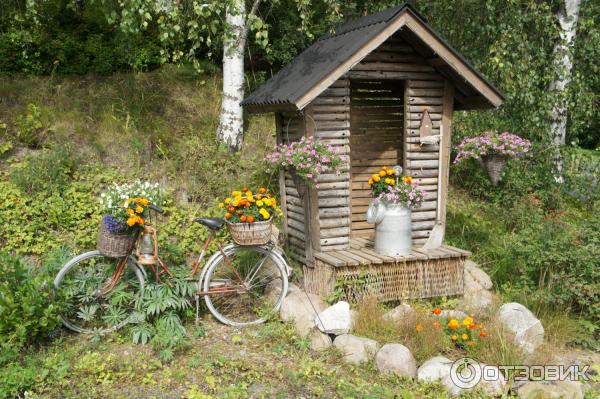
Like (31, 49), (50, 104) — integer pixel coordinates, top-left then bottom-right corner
(194, 217), (225, 230)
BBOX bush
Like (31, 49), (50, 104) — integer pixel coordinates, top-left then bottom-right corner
(0, 252), (64, 350)
(9, 145), (75, 194)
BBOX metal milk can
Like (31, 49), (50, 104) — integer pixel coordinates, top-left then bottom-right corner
(367, 200), (412, 256)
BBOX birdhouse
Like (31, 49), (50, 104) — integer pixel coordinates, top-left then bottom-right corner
(242, 4), (504, 301)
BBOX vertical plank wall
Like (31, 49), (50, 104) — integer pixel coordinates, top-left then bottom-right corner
(347, 33), (445, 247)
(349, 80), (404, 237)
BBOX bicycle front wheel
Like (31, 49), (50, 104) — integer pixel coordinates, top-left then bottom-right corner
(203, 246), (288, 327)
(54, 251), (145, 334)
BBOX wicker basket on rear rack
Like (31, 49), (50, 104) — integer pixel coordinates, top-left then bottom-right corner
(226, 219), (273, 246)
(97, 221), (138, 258)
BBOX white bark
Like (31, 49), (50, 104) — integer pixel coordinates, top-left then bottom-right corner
(217, 0), (247, 152)
(549, 0), (581, 183)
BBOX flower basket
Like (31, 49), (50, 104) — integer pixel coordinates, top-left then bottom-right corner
(97, 221), (138, 258)
(289, 169), (308, 199)
(480, 154), (507, 186)
(226, 219), (273, 246)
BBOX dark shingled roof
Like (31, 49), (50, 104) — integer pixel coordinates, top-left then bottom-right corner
(242, 3), (504, 111)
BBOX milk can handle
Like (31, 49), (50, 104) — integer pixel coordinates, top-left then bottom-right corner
(367, 199), (386, 225)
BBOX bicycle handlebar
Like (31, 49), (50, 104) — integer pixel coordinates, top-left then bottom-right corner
(148, 204), (165, 214)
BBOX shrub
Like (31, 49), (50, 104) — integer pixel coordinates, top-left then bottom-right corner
(0, 252), (64, 350)
(9, 145), (75, 194)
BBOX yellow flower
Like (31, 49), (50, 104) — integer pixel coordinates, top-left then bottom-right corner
(379, 170), (387, 177)
(232, 199), (240, 207)
(451, 335), (458, 341)
(247, 194), (254, 202)
(385, 178), (394, 185)
(368, 179), (374, 185)
(141, 198), (149, 206)
(225, 197), (231, 204)
(447, 319), (459, 330)
(403, 176), (413, 184)
(135, 197), (142, 204)
(127, 217), (136, 226)
(232, 191), (242, 197)
(256, 200), (264, 207)
(246, 190), (253, 196)
(415, 323), (424, 332)
(136, 206), (144, 214)
(218, 203), (225, 208)
(462, 333), (469, 341)
(259, 208), (270, 219)
(126, 208), (135, 215)
(373, 174), (381, 182)
(463, 317), (474, 327)
(386, 168), (395, 175)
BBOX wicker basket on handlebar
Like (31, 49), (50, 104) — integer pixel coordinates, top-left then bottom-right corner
(226, 219), (273, 246)
(97, 221), (138, 258)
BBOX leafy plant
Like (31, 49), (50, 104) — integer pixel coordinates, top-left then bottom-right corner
(9, 145), (75, 194)
(0, 251), (64, 350)
(15, 103), (48, 148)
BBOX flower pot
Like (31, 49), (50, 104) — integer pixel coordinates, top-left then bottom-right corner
(289, 169), (308, 199)
(480, 154), (507, 186)
(226, 219), (273, 246)
(97, 220), (138, 258)
(367, 200), (412, 256)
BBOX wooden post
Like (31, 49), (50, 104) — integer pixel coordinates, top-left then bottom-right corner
(304, 104), (321, 262)
(439, 81), (454, 230)
(275, 113), (288, 243)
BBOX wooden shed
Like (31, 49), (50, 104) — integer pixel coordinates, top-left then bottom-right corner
(242, 4), (504, 301)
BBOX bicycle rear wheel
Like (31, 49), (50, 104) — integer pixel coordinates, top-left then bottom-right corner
(53, 251), (144, 334)
(202, 246), (288, 327)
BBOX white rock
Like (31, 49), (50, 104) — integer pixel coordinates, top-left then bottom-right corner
(308, 328), (332, 352)
(478, 364), (508, 397)
(417, 356), (461, 396)
(316, 301), (352, 335)
(517, 381), (584, 399)
(333, 334), (379, 364)
(438, 310), (468, 320)
(375, 344), (417, 378)
(464, 271), (485, 292)
(461, 286), (494, 315)
(465, 260), (493, 290)
(383, 303), (417, 325)
(280, 291), (328, 336)
(496, 302), (544, 354)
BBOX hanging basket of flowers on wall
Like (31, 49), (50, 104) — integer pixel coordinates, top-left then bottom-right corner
(265, 136), (346, 198)
(98, 181), (163, 258)
(219, 187), (280, 246)
(454, 131), (531, 186)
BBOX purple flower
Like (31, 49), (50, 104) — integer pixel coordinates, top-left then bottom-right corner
(103, 215), (127, 234)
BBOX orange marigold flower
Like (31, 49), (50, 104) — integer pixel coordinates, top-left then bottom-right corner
(415, 323), (424, 333)
(247, 216), (255, 223)
(240, 215), (247, 222)
(479, 331), (488, 338)
(447, 319), (459, 330)
(225, 213), (232, 219)
(236, 210), (243, 215)
(432, 308), (442, 315)
(259, 187), (266, 194)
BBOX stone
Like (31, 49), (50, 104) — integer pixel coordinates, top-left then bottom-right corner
(464, 271), (485, 293)
(308, 328), (332, 351)
(465, 260), (493, 290)
(417, 356), (462, 396)
(383, 303), (417, 325)
(333, 334), (379, 364)
(438, 309), (468, 320)
(280, 291), (328, 336)
(517, 381), (584, 399)
(461, 285), (495, 315)
(477, 364), (508, 397)
(316, 301), (352, 335)
(375, 344), (417, 378)
(496, 302), (544, 354)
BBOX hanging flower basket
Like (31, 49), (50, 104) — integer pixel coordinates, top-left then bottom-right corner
(480, 154), (508, 187)
(289, 168), (308, 199)
(454, 131), (531, 187)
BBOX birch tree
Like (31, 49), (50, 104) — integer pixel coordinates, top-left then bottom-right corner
(217, 0), (262, 152)
(549, 0), (581, 183)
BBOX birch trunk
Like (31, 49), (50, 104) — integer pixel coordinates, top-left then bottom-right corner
(549, 0), (581, 183)
(217, 0), (247, 152)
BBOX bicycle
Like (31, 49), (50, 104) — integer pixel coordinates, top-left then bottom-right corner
(53, 204), (290, 333)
